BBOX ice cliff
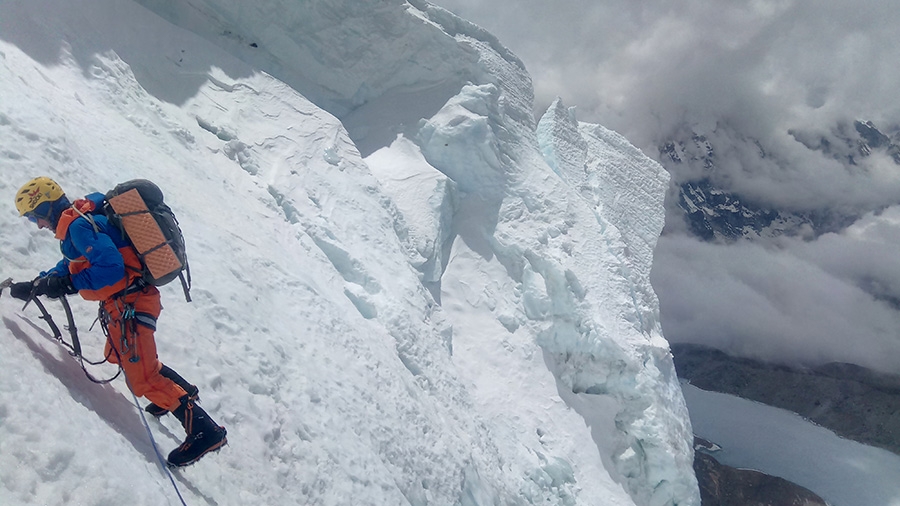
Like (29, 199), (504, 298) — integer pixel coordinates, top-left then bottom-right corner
(0, 0), (698, 504)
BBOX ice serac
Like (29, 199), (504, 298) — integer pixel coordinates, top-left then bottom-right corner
(537, 97), (669, 330)
(392, 6), (698, 505)
(534, 98), (698, 504)
(127, 1), (698, 504)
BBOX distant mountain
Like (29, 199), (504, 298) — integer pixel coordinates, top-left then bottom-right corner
(670, 177), (860, 241)
(660, 121), (899, 241)
(790, 120), (900, 167)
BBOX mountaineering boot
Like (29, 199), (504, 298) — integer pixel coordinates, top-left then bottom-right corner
(167, 395), (227, 467)
(145, 365), (199, 417)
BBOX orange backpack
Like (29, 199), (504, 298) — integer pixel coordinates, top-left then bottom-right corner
(104, 180), (192, 302)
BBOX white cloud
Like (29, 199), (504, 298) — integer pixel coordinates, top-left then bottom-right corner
(651, 221), (900, 375)
(434, 0), (900, 149)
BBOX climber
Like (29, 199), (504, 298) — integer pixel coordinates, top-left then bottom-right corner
(9, 176), (227, 467)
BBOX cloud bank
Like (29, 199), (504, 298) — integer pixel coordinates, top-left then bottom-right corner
(434, 0), (899, 148)
(652, 207), (900, 373)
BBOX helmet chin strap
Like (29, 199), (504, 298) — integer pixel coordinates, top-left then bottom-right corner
(44, 197), (71, 230)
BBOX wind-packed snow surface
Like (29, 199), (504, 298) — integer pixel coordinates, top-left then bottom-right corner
(0, 1), (698, 505)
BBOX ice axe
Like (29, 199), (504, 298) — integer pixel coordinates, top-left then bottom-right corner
(0, 277), (12, 296)
(0, 276), (72, 351)
(0, 277), (36, 313)
(0, 276), (40, 311)
(2, 277), (114, 383)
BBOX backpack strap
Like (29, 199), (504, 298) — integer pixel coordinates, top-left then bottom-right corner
(72, 205), (100, 234)
(179, 269), (192, 303)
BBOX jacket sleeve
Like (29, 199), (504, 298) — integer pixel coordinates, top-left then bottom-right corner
(66, 218), (126, 291)
(40, 259), (69, 278)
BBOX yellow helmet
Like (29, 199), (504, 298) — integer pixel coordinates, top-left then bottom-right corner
(15, 177), (66, 216)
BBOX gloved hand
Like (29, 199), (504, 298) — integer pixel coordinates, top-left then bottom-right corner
(9, 281), (36, 301)
(33, 275), (77, 299)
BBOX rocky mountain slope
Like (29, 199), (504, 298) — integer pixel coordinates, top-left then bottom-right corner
(674, 343), (900, 457)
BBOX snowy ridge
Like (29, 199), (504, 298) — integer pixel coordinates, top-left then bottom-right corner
(1, 1), (697, 505)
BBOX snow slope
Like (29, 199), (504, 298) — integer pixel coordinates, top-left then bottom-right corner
(0, 1), (698, 505)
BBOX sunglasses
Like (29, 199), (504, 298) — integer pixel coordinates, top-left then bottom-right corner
(25, 201), (53, 224)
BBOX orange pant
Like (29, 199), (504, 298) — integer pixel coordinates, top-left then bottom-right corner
(102, 285), (186, 411)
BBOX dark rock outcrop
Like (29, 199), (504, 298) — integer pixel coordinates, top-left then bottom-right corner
(694, 441), (828, 506)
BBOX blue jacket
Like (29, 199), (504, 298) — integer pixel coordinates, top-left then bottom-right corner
(46, 193), (141, 300)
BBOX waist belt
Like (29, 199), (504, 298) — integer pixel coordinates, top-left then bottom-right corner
(115, 278), (148, 299)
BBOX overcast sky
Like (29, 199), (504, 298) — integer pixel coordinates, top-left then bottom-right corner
(433, 0), (899, 151)
(433, 0), (900, 374)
